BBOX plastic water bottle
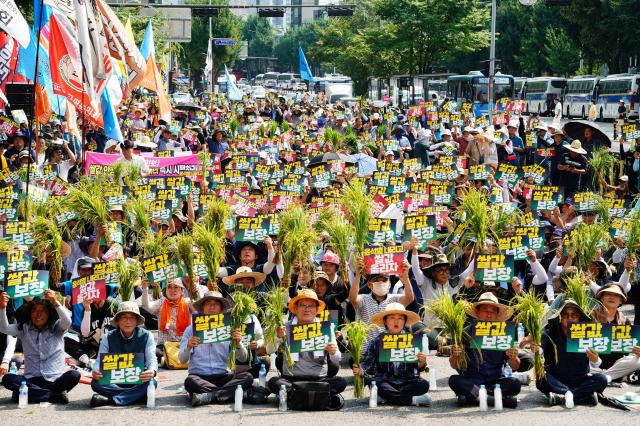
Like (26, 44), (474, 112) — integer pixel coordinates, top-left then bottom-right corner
(493, 384), (503, 411)
(18, 381), (28, 409)
(479, 385), (488, 412)
(369, 380), (378, 408)
(79, 354), (95, 369)
(278, 384), (287, 412)
(565, 391), (574, 409)
(146, 381), (156, 409)
(503, 363), (513, 378)
(422, 334), (430, 356)
(258, 364), (267, 388)
(517, 323), (525, 343)
(9, 362), (17, 375)
(429, 366), (438, 390)
(234, 385), (243, 412)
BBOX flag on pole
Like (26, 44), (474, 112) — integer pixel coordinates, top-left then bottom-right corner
(74, 0), (97, 100)
(204, 39), (213, 91)
(139, 21), (171, 121)
(0, 0), (30, 48)
(224, 65), (242, 101)
(299, 46), (315, 83)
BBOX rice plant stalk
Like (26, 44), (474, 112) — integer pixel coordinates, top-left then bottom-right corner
(512, 289), (548, 381)
(192, 222), (226, 291)
(341, 181), (371, 258)
(588, 148), (616, 192)
(173, 233), (199, 301)
(278, 205), (318, 282)
(263, 286), (293, 368)
(31, 217), (64, 288)
(427, 293), (471, 370)
(456, 187), (491, 253)
(228, 290), (259, 370)
(342, 320), (377, 398)
(315, 207), (352, 284)
(563, 272), (600, 319)
(566, 223), (610, 272)
(117, 258), (141, 302)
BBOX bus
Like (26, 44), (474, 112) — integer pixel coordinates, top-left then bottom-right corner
(514, 77), (527, 100)
(522, 77), (566, 115)
(564, 76), (600, 119)
(446, 71), (515, 116)
(277, 73), (301, 91)
(263, 72), (279, 89)
(595, 74), (640, 120)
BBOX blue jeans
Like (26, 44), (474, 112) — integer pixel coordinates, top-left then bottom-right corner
(536, 373), (607, 404)
(91, 378), (156, 406)
(2, 370), (81, 403)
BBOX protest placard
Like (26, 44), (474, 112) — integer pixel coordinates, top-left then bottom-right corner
(363, 244), (404, 275)
(474, 254), (515, 282)
(567, 322), (612, 354)
(99, 353), (144, 385)
(379, 333), (424, 363)
(141, 254), (184, 283)
(71, 276), (107, 305)
(402, 214), (436, 250)
(288, 321), (332, 358)
(470, 320), (516, 351)
(193, 313), (232, 344)
(4, 270), (49, 298)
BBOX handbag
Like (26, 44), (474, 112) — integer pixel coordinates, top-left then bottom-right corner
(289, 381), (331, 411)
(163, 341), (188, 370)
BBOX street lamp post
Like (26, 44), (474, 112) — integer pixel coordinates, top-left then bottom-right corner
(488, 0), (497, 125)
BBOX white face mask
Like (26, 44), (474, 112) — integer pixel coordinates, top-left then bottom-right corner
(464, 134), (474, 142)
(372, 281), (390, 297)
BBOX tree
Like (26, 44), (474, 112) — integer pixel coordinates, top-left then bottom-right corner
(273, 21), (326, 73)
(544, 27), (580, 76)
(241, 15), (275, 58)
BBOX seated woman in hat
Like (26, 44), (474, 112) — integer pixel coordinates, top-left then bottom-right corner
(590, 284), (640, 383)
(220, 266), (269, 378)
(217, 238), (276, 286)
(89, 302), (158, 407)
(355, 303), (431, 406)
(449, 292), (521, 408)
(267, 289), (346, 410)
(141, 277), (200, 363)
(535, 297), (607, 406)
(180, 291), (254, 407)
(0, 290), (81, 404)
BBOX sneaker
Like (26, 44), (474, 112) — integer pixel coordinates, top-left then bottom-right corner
(457, 395), (468, 407)
(590, 392), (599, 406)
(502, 396), (518, 409)
(90, 394), (114, 408)
(329, 394), (344, 410)
(512, 371), (531, 385)
(548, 392), (565, 406)
(49, 391), (69, 404)
(191, 392), (214, 407)
(412, 393), (432, 407)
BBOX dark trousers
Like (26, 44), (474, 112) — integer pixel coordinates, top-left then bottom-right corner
(378, 377), (429, 406)
(185, 372), (253, 403)
(267, 375), (347, 396)
(536, 372), (607, 404)
(2, 370), (81, 403)
(449, 375), (521, 401)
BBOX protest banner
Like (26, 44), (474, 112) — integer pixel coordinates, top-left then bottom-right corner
(604, 198), (628, 218)
(609, 217), (632, 240)
(498, 235), (531, 260)
(366, 217), (397, 245)
(573, 192), (597, 212)
(610, 324), (640, 353)
(0, 197), (18, 220)
(515, 226), (545, 253)
(235, 215), (270, 243)
(402, 214), (436, 250)
(99, 353), (144, 385)
(494, 163), (522, 189)
(470, 320), (516, 351)
(379, 333), (424, 363)
(363, 244), (404, 275)
(531, 186), (563, 211)
(521, 164), (547, 185)
(84, 152), (201, 178)
(429, 183), (454, 205)
(91, 260), (119, 285)
(288, 321), (332, 359)
(4, 270), (49, 298)
(1, 221), (35, 246)
(141, 254), (184, 283)
(474, 254), (515, 282)
(71, 276), (107, 305)
(386, 176), (412, 195)
(0, 249), (31, 282)
(193, 313), (232, 344)
(567, 322), (612, 354)
(469, 164), (492, 181)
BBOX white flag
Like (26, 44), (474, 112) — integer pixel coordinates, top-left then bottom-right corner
(44, 0), (76, 21)
(74, 0), (97, 100)
(0, 0), (30, 48)
(204, 38), (213, 90)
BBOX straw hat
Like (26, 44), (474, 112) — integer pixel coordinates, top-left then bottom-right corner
(110, 301), (145, 327)
(135, 135), (157, 149)
(566, 140), (587, 155)
(193, 291), (234, 313)
(288, 288), (326, 313)
(370, 302), (420, 327)
(469, 292), (513, 322)
(596, 283), (627, 303)
(222, 265), (266, 286)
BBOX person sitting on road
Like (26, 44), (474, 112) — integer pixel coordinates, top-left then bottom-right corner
(180, 291), (253, 407)
(355, 303), (431, 406)
(89, 302), (157, 407)
(266, 289), (346, 410)
(449, 292), (521, 408)
(0, 290), (81, 404)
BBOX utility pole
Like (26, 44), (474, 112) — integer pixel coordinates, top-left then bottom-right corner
(488, 0), (497, 125)
(209, 0), (213, 92)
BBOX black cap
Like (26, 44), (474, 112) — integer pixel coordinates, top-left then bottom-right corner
(367, 273), (390, 282)
(121, 140), (135, 149)
(77, 256), (96, 269)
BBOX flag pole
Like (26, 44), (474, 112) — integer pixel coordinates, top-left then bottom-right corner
(25, 0), (46, 217)
(79, 44), (87, 165)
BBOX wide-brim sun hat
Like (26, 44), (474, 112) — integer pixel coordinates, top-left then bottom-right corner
(370, 302), (421, 327)
(566, 140), (587, 155)
(222, 266), (266, 286)
(288, 288), (326, 313)
(110, 301), (145, 327)
(596, 283), (627, 303)
(193, 291), (234, 313)
(469, 292), (513, 322)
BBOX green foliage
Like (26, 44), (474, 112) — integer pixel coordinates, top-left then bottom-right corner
(241, 15), (275, 58)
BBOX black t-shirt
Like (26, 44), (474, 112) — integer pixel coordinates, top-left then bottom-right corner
(559, 152), (587, 190)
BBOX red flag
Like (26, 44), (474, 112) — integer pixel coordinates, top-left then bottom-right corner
(48, 14), (103, 127)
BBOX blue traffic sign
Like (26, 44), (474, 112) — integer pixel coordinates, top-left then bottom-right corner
(214, 39), (236, 46)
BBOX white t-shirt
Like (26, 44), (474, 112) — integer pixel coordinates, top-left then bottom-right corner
(117, 154), (150, 174)
(554, 102), (562, 119)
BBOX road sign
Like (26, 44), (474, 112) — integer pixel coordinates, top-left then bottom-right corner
(214, 39), (236, 46)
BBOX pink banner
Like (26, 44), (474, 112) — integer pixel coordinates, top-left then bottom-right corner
(84, 152), (201, 177)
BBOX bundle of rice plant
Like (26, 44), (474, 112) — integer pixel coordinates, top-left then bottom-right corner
(625, 208), (640, 255)
(201, 198), (231, 234)
(342, 320), (377, 398)
(566, 223), (610, 272)
(563, 271), (599, 319)
(427, 293), (471, 370)
(490, 203), (522, 238)
(455, 187), (491, 253)
(191, 222), (226, 291)
(228, 290), (259, 370)
(125, 195), (151, 237)
(172, 233), (199, 301)
(512, 289), (548, 381)
(588, 148), (616, 192)
(31, 216), (65, 288)
(263, 286), (293, 367)
(341, 181), (371, 257)
(65, 184), (110, 239)
(314, 207), (352, 283)
(117, 258), (142, 302)
(110, 161), (126, 184)
(122, 164), (142, 186)
(278, 205), (317, 282)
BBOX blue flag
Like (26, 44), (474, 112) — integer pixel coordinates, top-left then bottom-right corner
(299, 47), (315, 83)
(224, 65), (242, 101)
(100, 89), (123, 143)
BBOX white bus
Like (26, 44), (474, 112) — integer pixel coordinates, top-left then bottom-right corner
(263, 72), (279, 89)
(564, 76), (600, 118)
(514, 77), (527, 100)
(595, 74), (640, 120)
(523, 77), (566, 115)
